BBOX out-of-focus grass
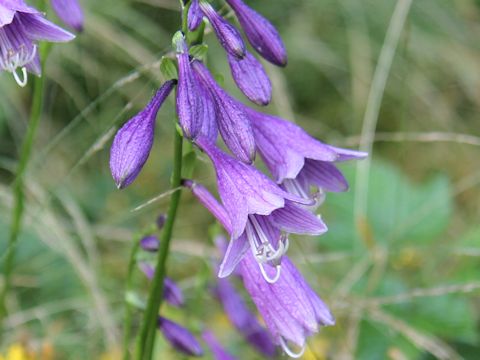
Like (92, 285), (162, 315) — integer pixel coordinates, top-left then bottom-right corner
(1, 0), (480, 359)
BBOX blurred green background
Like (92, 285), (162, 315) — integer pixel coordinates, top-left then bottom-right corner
(1, 0), (480, 359)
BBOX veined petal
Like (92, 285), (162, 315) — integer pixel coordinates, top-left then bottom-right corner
(270, 201), (327, 235)
(327, 145), (368, 161)
(300, 160), (349, 192)
(20, 12), (74, 42)
(51, 0), (84, 32)
(187, 0), (203, 31)
(218, 233), (249, 278)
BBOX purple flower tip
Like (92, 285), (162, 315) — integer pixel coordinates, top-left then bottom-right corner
(109, 80), (175, 189)
(139, 235), (159, 252)
(187, 0), (203, 31)
(156, 213), (167, 229)
(51, 0), (84, 32)
(158, 317), (203, 357)
(199, 0), (245, 59)
(138, 263), (185, 307)
(226, 0), (287, 66)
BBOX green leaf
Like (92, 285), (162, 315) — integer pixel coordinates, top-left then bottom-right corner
(189, 44), (209, 61)
(160, 56), (178, 80)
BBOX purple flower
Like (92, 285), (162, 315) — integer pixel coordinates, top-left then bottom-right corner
(199, 0), (245, 59)
(182, 161), (326, 282)
(226, 0), (287, 66)
(202, 330), (237, 360)
(51, 0), (84, 32)
(227, 50), (272, 106)
(197, 80), (218, 142)
(187, 0), (202, 31)
(139, 235), (159, 252)
(158, 317), (203, 357)
(109, 80), (176, 189)
(138, 263), (184, 307)
(240, 252), (335, 358)
(215, 278), (276, 357)
(193, 60), (255, 164)
(0, 0), (74, 86)
(247, 108), (367, 203)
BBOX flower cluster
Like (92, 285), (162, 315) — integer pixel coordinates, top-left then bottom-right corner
(109, 0), (367, 357)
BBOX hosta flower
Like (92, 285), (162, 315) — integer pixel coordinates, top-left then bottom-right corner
(158, 317), (203, 357)
(182, 139), (326, 282)
(199, 0), (245, 59)
(187, 0), (202, 31)
(138, 263), (184, 307)
(0, 0), (74, 86)
(139, 235), (159, 252)
(225, 0), (287, 66)
(193, 61), (255, 164)
(51, 0), (84, 32)
(215, 276), (276, 357)
(227, 50), (271, 106)
(197, 80), (218, 141)
(240, 252), (335, 358)
(246, 107), (367, 204)
(202, 330), (237, 360)
(109, 80), (176, 189)
(174, 33), (202, 139)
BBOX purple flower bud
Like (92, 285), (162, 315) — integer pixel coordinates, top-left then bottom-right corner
(187, 0), (203, 31)
(226, 0), (287, 66)
(215, 279), (276, 357)
(192, 61), (255, 164)
(197, 80), (218, 142)
(138, 263), (185, 307)
(0, 1), (74, 85)
(139, 235), (159, 252)
(51, 0), (84, 32)
(202, 330), (237, 360)
(227, 50), (272, 106)
(199, 0), (245, 58)
(109, 80), (175, 189)
(240, 253), (335, 357)
(158, 317), (203, 357)
(174, 33), (202, 139)
(156, 213), (167, 229)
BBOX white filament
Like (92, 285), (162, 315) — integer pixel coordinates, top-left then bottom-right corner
(259, 263), (281, 284)
(279, 337), (306, 359)
(12, 66), (27, 87)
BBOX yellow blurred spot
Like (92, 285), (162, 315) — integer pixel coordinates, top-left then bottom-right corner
(4, 344), (30, 360)
(99, 348), (122, 360)
(304, 338), (329, 360)
(393, 247), (422, 270)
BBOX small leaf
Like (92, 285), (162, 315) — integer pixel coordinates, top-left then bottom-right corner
(189, 44), (209, 61)
(125, 291), (146, 310)
(160, 57), (178, 80)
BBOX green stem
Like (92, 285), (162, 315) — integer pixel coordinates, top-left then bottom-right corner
(0, 46), (49, 325)
(135, 129), (183, 360)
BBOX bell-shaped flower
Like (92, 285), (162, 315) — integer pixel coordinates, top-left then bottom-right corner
(193, 61), (255, 163)
(174, 33), (202, 139)
(51, 0), (84, 32)
(240, 252), (335, 358)
(109, 80), (176, 189)
(182, 167), (326, 282)
(199, 0), (245, 58)
(0, 0), (74, 86)
(187, 0), (203, 31)
(227, 50), (271, 106)
(158, 317), (203, 357)
(246, 107), (367, 204)
(202, 330), (237, 360)
(225, 0), (287, 66)
(215, 277), (276, 357)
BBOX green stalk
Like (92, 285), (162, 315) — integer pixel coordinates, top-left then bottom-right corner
(0, 44), (49, 325)
(135, 130), (183, 360)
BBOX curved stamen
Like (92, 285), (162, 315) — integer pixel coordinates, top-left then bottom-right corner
(282, 178), (316, 206)
(12, 67), (28, 87)
(279, 337), (306, 359)
(259, 263), (281, 284)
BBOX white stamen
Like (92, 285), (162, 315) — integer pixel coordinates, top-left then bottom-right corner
(282, 178), (316, 206)
(12, 66), (28, 87)
(279, 337), (306, 359)
(259, 263), (281, 284)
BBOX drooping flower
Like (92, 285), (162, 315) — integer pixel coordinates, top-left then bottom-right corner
(246, 107), (367, 203)
(197, 79), (218, 141)
(215, 277), (276, 357)
(109, 80), (176, 189)
(187, 0), (202, 31)
(199, 0), (245, 59)
(51, 0), (84, 32)
(202, 330), (238, 360)
(174, 32), (202, 139)
(225, 0), (287, 66)
(138, 263), (185, 307)
(0, 0), (74, 86)
(182, 150), (326, 282)
(240, 251), (335, 358)
(227, 50), (271, 106)
(192, 61), (255, 164)
(158, 317), (203, 357)
(139, 235), (159, 252)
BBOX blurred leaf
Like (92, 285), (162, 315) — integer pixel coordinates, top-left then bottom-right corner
(189, 44), (208, 61)
(160, 57), (178, 80)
